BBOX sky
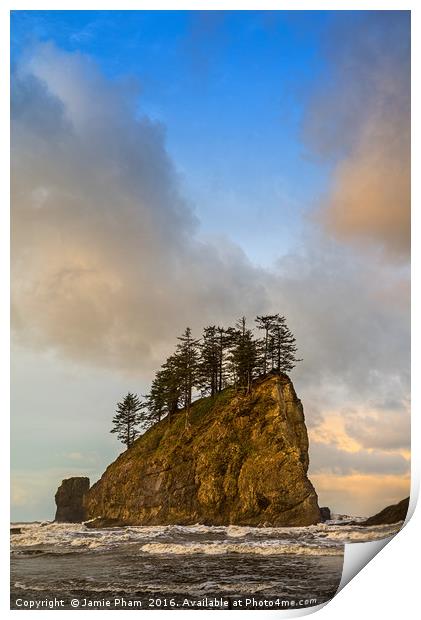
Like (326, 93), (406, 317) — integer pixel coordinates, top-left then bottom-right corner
(10, 10), (410, 520)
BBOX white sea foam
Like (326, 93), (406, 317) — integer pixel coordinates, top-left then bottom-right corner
(11, 520), (403, 555)
(11, 522), (170, 550)
(226, 525), (254, 538)
(139, 541), (343, 556)
(315, 522), (403, 543)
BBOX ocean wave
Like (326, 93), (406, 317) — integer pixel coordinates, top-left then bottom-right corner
(11, 522), (171, 550)
(139, 542), (343, 556)
(316, 522), (403, 543)
(14, 582), (49, 592)
(11, 520), (402, 554)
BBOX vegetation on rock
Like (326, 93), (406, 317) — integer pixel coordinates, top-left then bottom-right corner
(111, 392), (143, 447)
(111, 314), (301, 440)
(87, 374), (320, 527)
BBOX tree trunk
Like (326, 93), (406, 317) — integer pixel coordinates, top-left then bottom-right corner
(184, 404), (190, 429)
(127, 417), (131, 449)
(263, 328), (268, 376)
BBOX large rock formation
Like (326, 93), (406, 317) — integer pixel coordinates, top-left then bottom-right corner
(85, 374), (320, 526)
(55, 477), (90, 522)
(361, 497), (409, 526)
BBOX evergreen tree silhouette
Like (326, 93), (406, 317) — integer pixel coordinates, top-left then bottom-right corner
(111, 392), (142, 448)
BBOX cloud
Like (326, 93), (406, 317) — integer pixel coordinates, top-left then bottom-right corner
(63, 451), (100, 465)
(270, 238), (410, 403)
(302, 11), (410, 260)
(308, 405), (410, 455)
(344, 406), (410, 453)
(311, 473), (410, 517)
(309, 441), (409, 477)
(11, 43), (269, 373)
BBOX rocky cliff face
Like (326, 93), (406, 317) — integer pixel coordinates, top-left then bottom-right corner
(362, 497), (409, 526)
(55, 477), (90, 522)
(85, 374), (320, 526)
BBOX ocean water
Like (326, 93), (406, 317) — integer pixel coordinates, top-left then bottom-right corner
(10, 520), (401, 610)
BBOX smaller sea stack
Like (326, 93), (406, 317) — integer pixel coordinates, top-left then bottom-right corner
(361, 497), (409, 526)
(55, 477), (90, 523)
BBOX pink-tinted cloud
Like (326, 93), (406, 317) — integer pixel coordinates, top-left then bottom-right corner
(303, 11), (410, 260)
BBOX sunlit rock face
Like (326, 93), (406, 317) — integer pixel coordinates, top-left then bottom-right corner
(85, 375), (321, 527)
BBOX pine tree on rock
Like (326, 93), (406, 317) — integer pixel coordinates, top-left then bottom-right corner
(268, 314), (301, 373)
(111, 392), (143, 448)
(198, 325), (219, 396)
(255, 314), (279, 376)
(114, 313), (302, 441)
(175, 327), (199, 427)
(144, 354), (183, 426)
(279, 323), (301, 373)
(216, 326), (230, 392)
(229, 317), (258, 393)
(142, 369), (170, 427)
(198, 325), (231, 395)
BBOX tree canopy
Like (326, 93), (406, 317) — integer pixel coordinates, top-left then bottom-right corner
(111, 313), (301, 446)
(110, 392), (143, 448)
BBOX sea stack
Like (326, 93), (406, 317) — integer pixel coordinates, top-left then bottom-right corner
(361, 497), (409, 526)
(320, 507), (332, 522)
(85, 374), (321, 526)
(55, 477), (90, 522)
